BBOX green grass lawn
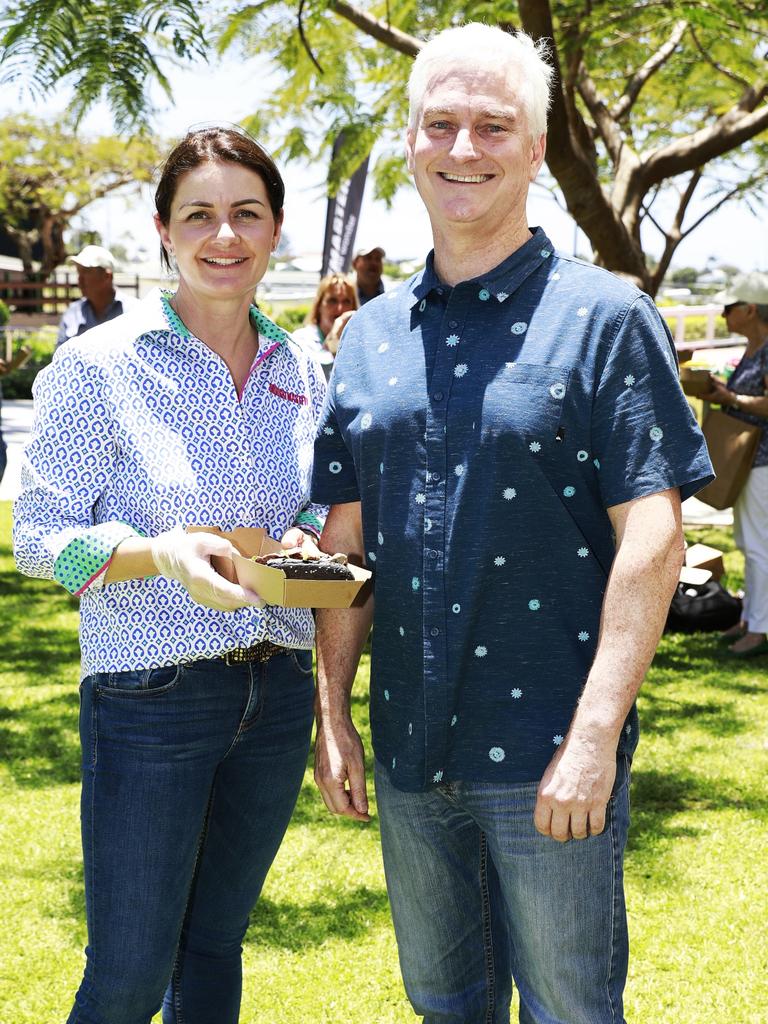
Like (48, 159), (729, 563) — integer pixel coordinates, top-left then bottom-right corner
(1, 504), (766, 1022)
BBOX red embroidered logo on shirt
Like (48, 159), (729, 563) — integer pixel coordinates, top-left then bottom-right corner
(268, 383), (308, 406)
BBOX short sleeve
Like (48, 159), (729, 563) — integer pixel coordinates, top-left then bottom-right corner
(592, 295), (713, 507)
(311, 381), (361, 505)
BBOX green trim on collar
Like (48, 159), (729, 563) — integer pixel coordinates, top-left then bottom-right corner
(160, 291), (290, 346)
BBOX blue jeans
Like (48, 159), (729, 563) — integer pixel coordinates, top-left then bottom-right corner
(375, 755), (631, 1024)
(68, 650), (315, 1024)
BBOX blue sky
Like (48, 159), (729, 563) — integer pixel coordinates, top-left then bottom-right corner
(7, 49), (766, 271)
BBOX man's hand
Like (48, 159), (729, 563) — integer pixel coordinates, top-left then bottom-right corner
(314, 714), (371, 822)
(533, 732), (617, 842)
(280, 527), (322, 558)
(150, 528), (265, 611)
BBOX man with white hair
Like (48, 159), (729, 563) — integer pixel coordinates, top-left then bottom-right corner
(312, 23), (711, 1023)
(56, 245), (138, 347)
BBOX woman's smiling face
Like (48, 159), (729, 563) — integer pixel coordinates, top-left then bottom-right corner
(155, 160), (282, 302)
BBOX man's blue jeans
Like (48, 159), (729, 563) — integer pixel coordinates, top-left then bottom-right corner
(68, 650), (315, 1024)
(375, 755), (631, 1024)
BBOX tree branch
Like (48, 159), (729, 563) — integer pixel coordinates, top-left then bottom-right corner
(328, 0), (421, 58)
(688, 25), (750, 90)
(612, 18), (687, 121)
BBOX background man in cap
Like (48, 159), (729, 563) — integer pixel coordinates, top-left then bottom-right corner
(56, 245), (138, 348)
(352, 243), (386, 305)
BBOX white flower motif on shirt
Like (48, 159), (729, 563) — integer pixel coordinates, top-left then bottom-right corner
(452, 603), (461, 614)
(625, 723), (632, 735)
(367, 552), (376, 562)
(553, 734), (564, 746)
(412, 577), (420, 591)
(454, 363), (468, 378)
(496, 291), (509, 302)
(454, 464), (465, 477)
(380, 462), (384, 473)
(505, 361), (516, 369)
(419, 299), (427, 312)
(360, 412), (372, 430)
(541, 249), (551, 258)
(415, 493), (426, 505)
(384, 689), (390, 701)
(503, 487), (517, 500)
(336, 381), (347, 394)
(529, 441), (542, 453)
(323, 426), (334, 435)
(398, 626), (405, 638)
(479, 288), (490, 301)
(593, 458), (601, 469)
(446, 334), (460, 347)
(475, 645), (488, 657)
(378, 531), (384, 545)
(510, 321), (527, 335)
(388, 376), (398, 386)
(432, 770), (444, 783)
(451, 715), (458, 726)
(408, 722), (413, 735)
(578, 631), (590, 642)
(510, 688), (522, 699)
(424, 517), (433, 532)
(563, 485), (575, 498)
(577, 306), (588, 317)
(494, 556), (506, 567)
(392, 757), (397, 769)
(624, 374), (636, 387)
(550, 271), (561, 281)
(649, 425), (664, 441)
(377, 342), (389, 353)
(489, 746), (505, 762)
(329, 461), (342, 474)
(577, 547), (589, 558)
(577, 450), (588, 462)
(528, 599), (541, 611)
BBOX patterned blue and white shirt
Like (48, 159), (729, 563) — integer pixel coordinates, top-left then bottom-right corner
(14, 289), (327, 678)
(312, 228), (713, 790)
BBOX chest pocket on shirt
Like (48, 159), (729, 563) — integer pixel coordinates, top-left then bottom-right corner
(481, 362), (571, 449)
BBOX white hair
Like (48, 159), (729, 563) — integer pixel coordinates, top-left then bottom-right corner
(408, 23), (554, 138)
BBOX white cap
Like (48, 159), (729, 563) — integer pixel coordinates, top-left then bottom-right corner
(353, 243), (385, 259)
(67, 245), (115, 271)
(715, 272), (768, 306)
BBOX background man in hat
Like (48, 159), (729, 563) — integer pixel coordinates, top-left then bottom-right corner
(56, 245), (139, 348)
(352, 243), (386, 305)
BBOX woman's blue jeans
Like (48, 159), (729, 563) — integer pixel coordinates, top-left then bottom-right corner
(375, 755), (631, 1024)
(68, 650), (315, 1024)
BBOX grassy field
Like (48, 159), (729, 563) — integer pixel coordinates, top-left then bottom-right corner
(0, 505), (765, 1023)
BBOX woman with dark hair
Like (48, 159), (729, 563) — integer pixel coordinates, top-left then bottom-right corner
(292, 272), (357, 378)
(14, 126), (326, 1022)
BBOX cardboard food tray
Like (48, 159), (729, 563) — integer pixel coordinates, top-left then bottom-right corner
(188, 526), (371, 608)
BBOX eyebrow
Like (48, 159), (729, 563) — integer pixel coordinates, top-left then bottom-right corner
(178, 198), (267, 210)
(422, 107), (517, 123)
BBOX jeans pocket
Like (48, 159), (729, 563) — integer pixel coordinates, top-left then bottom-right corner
(289, 650), (315, 677)
(94, 663), (185, 698)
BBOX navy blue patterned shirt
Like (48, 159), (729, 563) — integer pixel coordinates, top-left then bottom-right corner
(312, 228), (713, 790)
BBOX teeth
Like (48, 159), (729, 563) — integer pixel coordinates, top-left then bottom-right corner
(441, 173), (492, 183)
(203, 257), (245, 265)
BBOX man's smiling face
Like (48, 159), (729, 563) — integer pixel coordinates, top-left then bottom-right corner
(406, 62), (545, 243)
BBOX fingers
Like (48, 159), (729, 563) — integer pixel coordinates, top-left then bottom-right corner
(314, 728), (371, 823)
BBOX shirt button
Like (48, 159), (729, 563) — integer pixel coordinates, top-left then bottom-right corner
(430, 471), (441, 482)
(430, 627), (440, 637)
(433, 391), (444, 402)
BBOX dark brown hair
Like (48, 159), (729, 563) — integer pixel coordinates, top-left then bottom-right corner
(155, 125), (285, 270)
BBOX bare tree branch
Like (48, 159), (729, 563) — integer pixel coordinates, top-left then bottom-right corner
(328, 0), (421, 58)
(612, 18), (687, 121)
(688, 24), (750, 90)
(298, 0), (324, 75)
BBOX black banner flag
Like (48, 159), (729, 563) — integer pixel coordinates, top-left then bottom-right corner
(321, 132), (370, 276)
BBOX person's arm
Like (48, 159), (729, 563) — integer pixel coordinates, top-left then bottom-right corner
(533, 487), (684, 842)
(314, 500), (374, 822)
(701, 375), (768, 417)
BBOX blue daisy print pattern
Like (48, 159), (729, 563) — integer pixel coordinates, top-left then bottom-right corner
(577, 547), (589, 558)
(550, 271), (561, 281)
(329, 461), (342, 474)
(494, 556), (506, 566)
(336, 381), (347, 394)
(419, 299), (426, 311)
(323, 426), (334, 435)
(454, 364), (468, 378)
(388, 376), (398, 386)
(415, 492), (426, 505)
(451, 715), (458, 726)
(550, 382), (566, 399)
(624, 374), (636, 387)
(578, 631), (590, 642)
(649, 426), (664, 441)
(399, 626), (405, 636)
(432, 770), (444, 783)
(489, 746), (505, 762)
(511, 321), (527, 335)
(446, 334), (460, 347)
(540, 248), (551, 258)
(392, 757), (396, 769)
(411, 577), (420, 591)
(563, 486), (575, 498)
(379, 462), (384, 473)
(577, 450), (589, 462)
(496, 291), (509, 302)
(452, 603), (461, 614)
(475, 645), (488, 658)
(510, 688), (522, 699)
(478, 288), (490, 301)
(408, 722), (413, 735)
(367, 551), (376, 562)
(553, 734), (564, 746)
(378, 531), (384, 545)
(454, 464), (465, 477)
(529, 441), (542, 453)
(528, 599), (540, 611)
(384, 689), (390, 701)
(577, 306), (588, 317)
(593, 458), (601, 469)
(377, 342), (389, 354)
(360, 412), (372, 430)
(503, 487), (517, 500)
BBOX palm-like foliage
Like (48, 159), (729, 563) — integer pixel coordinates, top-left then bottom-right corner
(0, 0), (206, 128)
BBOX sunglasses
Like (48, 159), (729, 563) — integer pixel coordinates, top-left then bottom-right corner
(723, 302), (746, 315)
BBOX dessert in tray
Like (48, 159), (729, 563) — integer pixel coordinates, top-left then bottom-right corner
(251, 547), (355, 581)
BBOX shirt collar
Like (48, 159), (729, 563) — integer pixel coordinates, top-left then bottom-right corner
(410, 226), (554, 309)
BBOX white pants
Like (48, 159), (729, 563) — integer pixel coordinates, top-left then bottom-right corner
(733, 464), (768, 633)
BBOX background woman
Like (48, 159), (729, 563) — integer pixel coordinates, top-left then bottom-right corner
(14, 126), (326, 1023)
(703, 272), (768, 657)
(292, 272), (357, 378)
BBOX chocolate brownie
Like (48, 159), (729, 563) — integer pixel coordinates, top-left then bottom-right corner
(253, 548), (354, 581)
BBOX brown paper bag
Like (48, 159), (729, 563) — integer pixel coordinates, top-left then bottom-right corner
(697, 410), (761, 510)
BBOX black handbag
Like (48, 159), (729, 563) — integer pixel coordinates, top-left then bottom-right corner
(665, 579), (742, 634)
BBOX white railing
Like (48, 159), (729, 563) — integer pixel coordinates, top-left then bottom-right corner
(658, 304), (722, 345)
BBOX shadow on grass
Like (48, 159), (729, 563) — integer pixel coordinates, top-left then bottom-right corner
(0, 693), (81, 787)
(246, 884), (391, 951)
